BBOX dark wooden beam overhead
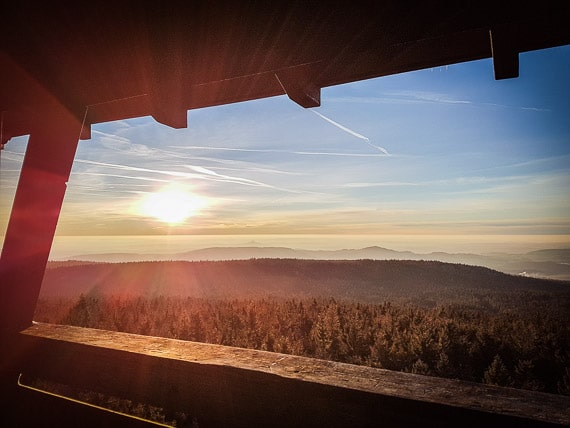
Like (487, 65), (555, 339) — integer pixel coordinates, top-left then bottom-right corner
(0, 0), (569, 334)
(1, 1), (569, 145)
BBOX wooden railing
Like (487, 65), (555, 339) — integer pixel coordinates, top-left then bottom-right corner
(3, 323), (569, 427)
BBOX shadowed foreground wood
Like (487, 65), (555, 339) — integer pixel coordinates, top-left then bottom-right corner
(16, 323), (570, 427)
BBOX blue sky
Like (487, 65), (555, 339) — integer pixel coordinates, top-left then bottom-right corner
(1, 45), (569, 252)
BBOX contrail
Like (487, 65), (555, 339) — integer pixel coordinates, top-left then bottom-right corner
(310, 110), (390, 155)
(91, 129), (131, 142)
(73, 158), (307, 194)
(170, 146), (388, 158)
(311, 110), (369, 141)
(75, 158), (275, 188)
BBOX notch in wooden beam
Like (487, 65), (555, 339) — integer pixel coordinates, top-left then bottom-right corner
(489, 27), (519, 80)
(150, 72), (188, 129)
(151, 108), (188, 129)
(150, 82), (188, 128)
(275, 69), (321, 108)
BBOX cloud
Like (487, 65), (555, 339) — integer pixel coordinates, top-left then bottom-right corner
(197, 164), (303, 176)
(71, 158), (309, 194)
(391, 91), (472, 105)
(341, 181), (422, 188)
(75, 158), (265, 186)
(181, 164), (276, 188)
(473, 155), (570, 175)
(329, 92), (550, 112)
(0, 150), (24, 163)
(328, 91), (472, 107)
(71, 171), (170, 183)
(521, 107), (551, 112)
(91, 129), (131, 142)
(338, 174), (554, 197)
(169, 145), (389, 158)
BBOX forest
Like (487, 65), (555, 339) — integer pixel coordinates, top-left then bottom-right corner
(35, 259), (570, 396)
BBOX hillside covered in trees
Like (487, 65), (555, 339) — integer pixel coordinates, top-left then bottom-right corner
(41, 259), (568, 302)
(35, 259), (570, 395)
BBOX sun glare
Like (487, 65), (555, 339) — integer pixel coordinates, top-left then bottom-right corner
(139, 185), (207, 225)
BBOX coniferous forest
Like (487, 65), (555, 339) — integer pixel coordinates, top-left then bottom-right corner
(35, 259), (570, 396)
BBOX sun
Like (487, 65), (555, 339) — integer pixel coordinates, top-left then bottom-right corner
(139, 185), (207, 225)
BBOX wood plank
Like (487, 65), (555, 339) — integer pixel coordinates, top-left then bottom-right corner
(19, 323), (570, 427)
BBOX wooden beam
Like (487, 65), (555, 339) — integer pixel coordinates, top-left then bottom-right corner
(275, 64), (321, 108)
(0, 116), (81, 334)
(490, 27), (519, 80)
(16, 323), (570, 428)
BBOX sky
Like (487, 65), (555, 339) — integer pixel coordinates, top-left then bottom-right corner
(1, 45), (569, 254)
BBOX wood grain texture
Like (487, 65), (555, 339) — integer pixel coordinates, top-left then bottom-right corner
(18, 323), (570, 427)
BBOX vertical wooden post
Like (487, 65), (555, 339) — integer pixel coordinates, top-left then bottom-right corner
(0, 117), (81, 334)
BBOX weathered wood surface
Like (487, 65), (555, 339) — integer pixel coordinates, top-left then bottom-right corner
(19, 323), (570, 427)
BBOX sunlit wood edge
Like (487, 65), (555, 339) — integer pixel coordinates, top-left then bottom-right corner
(19, 322), (570, 426)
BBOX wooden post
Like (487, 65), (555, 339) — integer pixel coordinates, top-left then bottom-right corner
(0, 117), (81, 334)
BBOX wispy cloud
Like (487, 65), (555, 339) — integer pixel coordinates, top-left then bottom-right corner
(181, 164), (281, 189)
(71, 171), (170, 183)
(0, 150), (25, 163)
(474, 155), (570, 174)
(92, 129), (131, 142)
(329, 91), (550, 112)
(521, 107), (551, 112)
(169, 145), (389, 157)
(341, 181), (422, 188)
(71, 158), (309, 194)
(391, 91), (472, 105)
(195, 164), (303, 176)
(328, 91), (472, 107)
(75, 159), (269, 187)
(339, 175), (533, 190)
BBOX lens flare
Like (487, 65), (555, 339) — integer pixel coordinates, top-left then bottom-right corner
(139, 185), (207, 225)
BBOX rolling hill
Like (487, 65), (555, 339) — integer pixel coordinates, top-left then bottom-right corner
(40, 259), (569, 303)
(62, 245), (570, 281)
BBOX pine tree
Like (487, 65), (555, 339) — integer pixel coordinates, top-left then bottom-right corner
(483, 355), (512, 387)
(513, 359), (542, 391)
(410, 359), (431, 376)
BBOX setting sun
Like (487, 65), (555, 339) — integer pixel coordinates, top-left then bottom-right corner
(139, 185), (207, 225)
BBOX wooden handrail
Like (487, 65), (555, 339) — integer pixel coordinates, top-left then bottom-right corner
(12, 322), (569, 427)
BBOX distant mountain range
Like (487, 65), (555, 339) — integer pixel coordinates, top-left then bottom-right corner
(60, 246), (570, 281)
(41, 259), (569, 303)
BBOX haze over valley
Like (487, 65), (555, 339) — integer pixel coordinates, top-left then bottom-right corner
(53, 244), (570, 281)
